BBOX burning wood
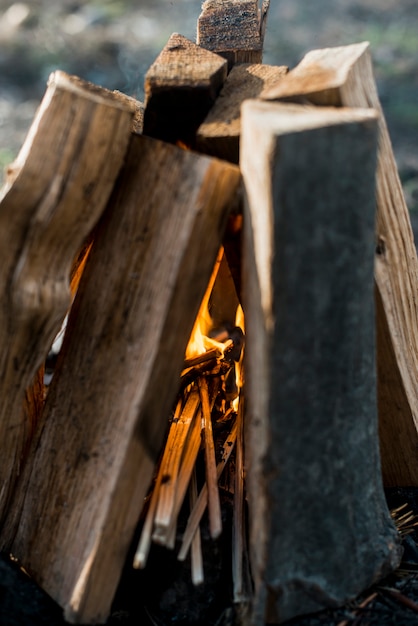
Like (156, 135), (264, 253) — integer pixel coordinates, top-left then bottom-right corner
(133, 261), (245, 587)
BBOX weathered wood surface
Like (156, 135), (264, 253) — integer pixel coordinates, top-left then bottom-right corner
(143, 32), (227, 144)
(241, 100), (401, 624)
(0, 71), (135, 527)
(197, 63), (288, 164)
(197, 0), (270, 68)
(263, 42), (418, 487)
(4, 135), (241, 624)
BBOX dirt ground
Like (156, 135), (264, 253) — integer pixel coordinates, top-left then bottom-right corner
(0, 2), (418, 625)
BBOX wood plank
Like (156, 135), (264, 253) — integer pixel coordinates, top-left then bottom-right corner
(241, 100), (401, 624)
(0, 71), (135, 526)
(197, 63), (288, 164)
(263, 42), (418, 486)
(4, 135), (241, 624)
(197, 0), (270, 68)
(143, 33), (227, 145)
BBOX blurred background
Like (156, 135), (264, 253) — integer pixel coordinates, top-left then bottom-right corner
(0, 0), (417, 215)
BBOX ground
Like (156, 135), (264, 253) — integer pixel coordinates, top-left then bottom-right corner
(0, 1), (418, 625)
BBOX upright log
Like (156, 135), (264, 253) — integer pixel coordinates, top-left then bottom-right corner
(241, 100), (401, 624)
(197, 63), (288, 164)
(197, 0), (270, 68)
(143, 33), (227, 145)
(0, 71), (135, 526)
(263, 42), (418, 486)
(4, 135), (241, 624)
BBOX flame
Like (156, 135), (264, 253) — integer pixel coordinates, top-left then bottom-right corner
(232, 304), (245, 412)
(186, 247), (225, 360)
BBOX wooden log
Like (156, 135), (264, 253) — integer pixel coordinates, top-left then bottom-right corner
(262, 42), (418, 487)
(0, 71), (135, 526)
(196, 64), (287, 299)
(241, 100), (401, 624)
(4, 134), (241, 624)
(143, 33), (227, 145)
(197, 63), (288, 164)
(197, 0), (270, 68)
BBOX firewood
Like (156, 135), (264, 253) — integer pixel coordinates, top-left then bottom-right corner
(143, 33), (227, 145)
(165, 409), (203, 550)
(0, 71), (135, 526)
(240, 100), (402, 624)
(197, 63), (288, 164)
(153, 391), (200, 544)
(262, 42), (418, 486)
(198, 376), (222, 539)
(178, 419), (238, 561)
(232, 395), (248, 605)
(3, 135), (241, 625)
(197, 0), (270, 68)
(189, 468), (204, 586)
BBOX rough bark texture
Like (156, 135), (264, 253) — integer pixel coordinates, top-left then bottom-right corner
(197, 63), (288, 164)
(0, 71), (135, 527)
(241, 100), (401, 625)
(197, 0), (270, 68)
(143, 33), (227, 145)
(263, 42), (418, 486)
(4, 134), (241, 625)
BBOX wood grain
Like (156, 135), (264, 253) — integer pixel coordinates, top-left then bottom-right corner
(197, 63), (288, 164)
(5, 134), (241, 624)
(263, 41), (418, 486)
(0, 70), (135, 526)
(197, 0), (270, 68)
(143, 32), (227, 145)
(241, 100), (401, 624)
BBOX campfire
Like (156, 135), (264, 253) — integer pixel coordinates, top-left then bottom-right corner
(1, 1), (418, 624)
(133, 247), (246, 589)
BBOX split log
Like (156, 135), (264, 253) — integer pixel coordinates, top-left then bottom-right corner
(0, 71), (135, 526)
(197, 63), (288, 164)
(262, 42), (418, 486)
(143, 33), (227, 145)
(4, 134), (241, 624)
(196, 63), (287, 297)
(241, 100), (401, 624)
(197, 0), (270, 68)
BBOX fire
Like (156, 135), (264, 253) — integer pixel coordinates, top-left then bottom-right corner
(185, 246), (225, 360)
(134, 244), (245, 585)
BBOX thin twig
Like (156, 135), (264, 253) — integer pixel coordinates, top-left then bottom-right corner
(133, 400), (184, 569)
(199, 376), (222, 538)
(183, 347), (222, 370)
(232, 395), (247, 603)
(153, 391), (200, 544)
(380, 587), (418, 614)
(336, 592), (378, 626)
(190, 467), (204, 586)
(165, 412), (203, 549)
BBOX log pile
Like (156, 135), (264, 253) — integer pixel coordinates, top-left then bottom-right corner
(0, 1), (417, 624)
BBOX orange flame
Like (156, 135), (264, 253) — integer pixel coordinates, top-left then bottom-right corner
(186, 247), (225, 360)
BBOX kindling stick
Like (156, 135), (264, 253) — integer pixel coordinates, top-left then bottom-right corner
(198, 376), (222, 539)
(178, 421), (238, 561)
